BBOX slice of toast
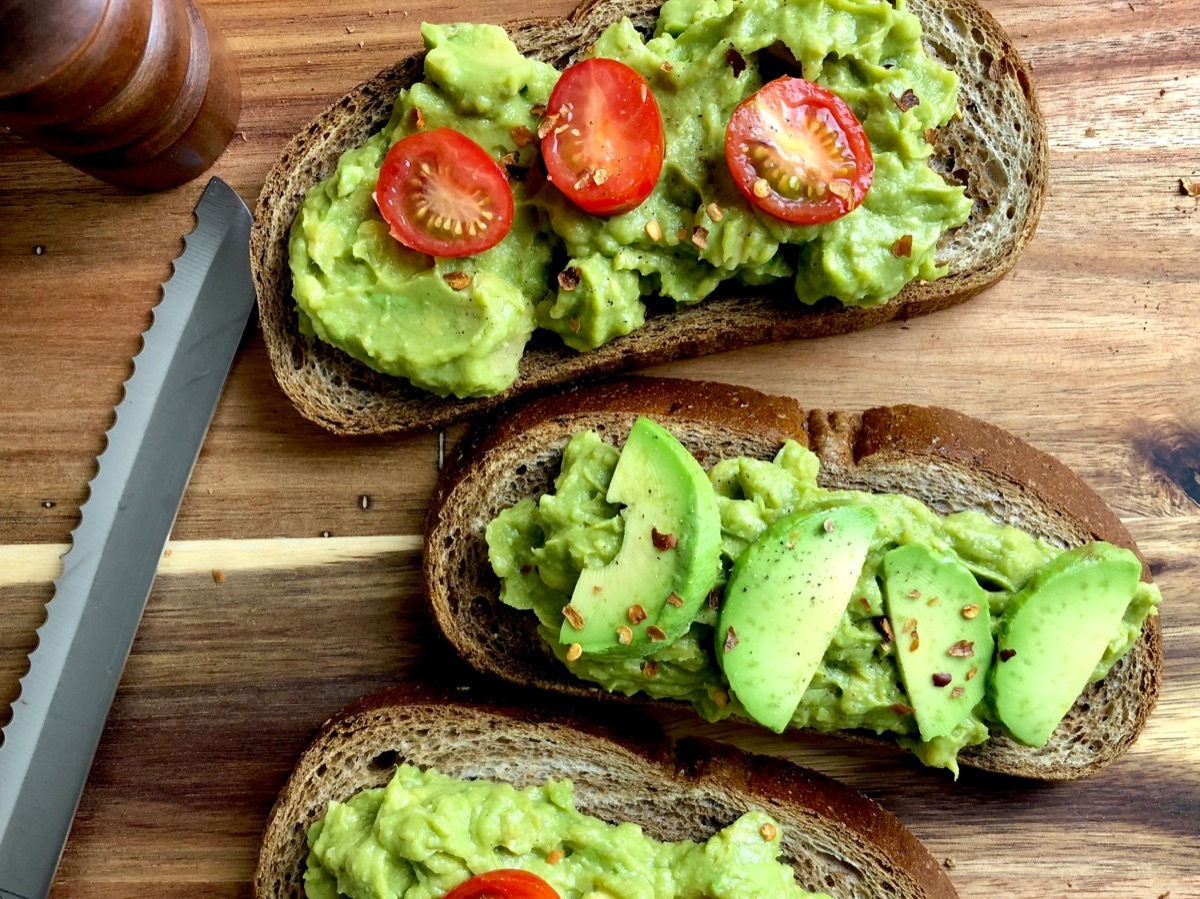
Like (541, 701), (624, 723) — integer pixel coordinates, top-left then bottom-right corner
(422, 377), (1162, 780)
(254, 682), (959, 899)
(250, 0), (1047, 435)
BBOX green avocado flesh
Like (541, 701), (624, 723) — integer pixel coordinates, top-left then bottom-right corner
(303, 765), (830, 899)
(289, 0), (973, 398)
(562, 417), (722, 657)
(485, 427), (1162, 775)
(718, 506), (877, 733)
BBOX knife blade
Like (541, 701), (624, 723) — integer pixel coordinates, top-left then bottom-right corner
(0, 176), (256, 898)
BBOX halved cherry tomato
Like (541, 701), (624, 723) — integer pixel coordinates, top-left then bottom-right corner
(725, 77), (873, 225)
(540, 57), (664, 216)
(443, 869), (560, 899)
(373, 127), (514, 257)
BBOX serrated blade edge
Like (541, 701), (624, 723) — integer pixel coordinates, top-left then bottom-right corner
(0, 177), (255, 899)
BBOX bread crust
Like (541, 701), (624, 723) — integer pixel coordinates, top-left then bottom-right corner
(422, 377), (1162, 780)
(250, 0), (1047, 435)
(253, 682), (959, 899)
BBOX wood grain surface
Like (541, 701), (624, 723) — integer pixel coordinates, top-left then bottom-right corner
(1, 0), (1197, 896)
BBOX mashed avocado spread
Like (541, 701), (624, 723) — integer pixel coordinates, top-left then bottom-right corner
(304, 764), (829, 899)
(290, 0), (972, 398)
(486, 430), (1161, 774)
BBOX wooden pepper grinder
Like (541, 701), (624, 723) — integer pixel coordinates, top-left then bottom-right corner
(0, 0), (241, 191)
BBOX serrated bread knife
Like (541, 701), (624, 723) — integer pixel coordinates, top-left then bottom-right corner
(0, 177), (256, 898)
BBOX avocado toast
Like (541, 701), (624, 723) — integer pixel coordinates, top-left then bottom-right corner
(422, 377), (1162, 780)
(251, 0), (1046, 435)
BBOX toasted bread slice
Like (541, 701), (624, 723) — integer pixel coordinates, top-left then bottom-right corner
(254, 682), (959, 899)
(422, 377), (1162, 780)
(251, 0), (1047, 435)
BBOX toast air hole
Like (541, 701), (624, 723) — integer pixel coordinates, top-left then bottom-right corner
(371, 749), (399, 770)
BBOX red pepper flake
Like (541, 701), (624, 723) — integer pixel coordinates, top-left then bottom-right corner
(443, 271), (471, 290)
(511, 125), (535, 147)
(726, 47), (746, 78)
(691, 226), (708, 250)
(891, 703), (916, 715)
(874, 617), (895, 642)
(966, 665), (979, 680)
(890, 88), (920, 112)
(565, 643), (583, 662)
(666, 592), (684, 608)
(724, 626), (739, 652)
(642, 660), (659, 678)
(412, 107), (426, 130)
(999, 648), (1018, 662)
(906, 589), (921, 600)
(951, 686), (965, 699)
(932, 672), (952, 687)
(947, 640), (975, 658)
(628, 604), (648, 625)
(557, 267), (581, 292)
(891, 234), (913, 258)
(652, 528), (678, 550)
(562, 604), (585, 630)
(546, 849), (565, 865)
(617, 625), (634, 645)
(924, 127), (938, 145)
(537, 113), (560, 140)
(909, 632), (920, 653)
(707, 588), (722, 610)
(568, 318), (581, 333)
(859, 597), (871, 610)
(647, 625), (667, 642)
(961, 603), (980, 619)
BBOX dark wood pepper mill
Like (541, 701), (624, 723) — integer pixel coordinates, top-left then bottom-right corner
(0, 0), (241, 190)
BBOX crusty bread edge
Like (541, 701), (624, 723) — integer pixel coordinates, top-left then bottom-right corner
(422, 376), (1162, 781)
(253, 682), (959, 899)
(249, 0), (1048, 436)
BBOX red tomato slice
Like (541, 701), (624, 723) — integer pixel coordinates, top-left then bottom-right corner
(725, 77), (873, 225)
(373, 127), (514, 258)
(540, 57), (664, 216)
(443, 870), (560, 899)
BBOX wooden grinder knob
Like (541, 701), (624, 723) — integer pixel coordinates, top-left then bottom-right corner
(0, 0), (241, 190)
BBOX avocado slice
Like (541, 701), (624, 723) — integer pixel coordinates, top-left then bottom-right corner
(560, 417), (721, 659)
(882, 544), (994, 742)
(989, 542), (1142, 747)
(716, 506), (877, 733)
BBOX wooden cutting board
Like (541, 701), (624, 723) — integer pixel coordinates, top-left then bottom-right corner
(0, 0), (1197, 896)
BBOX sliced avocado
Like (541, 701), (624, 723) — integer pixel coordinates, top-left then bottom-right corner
(882, 544), (994, 742)
(716, 506), (877, 733)
(560, 417), (721, 658)
(989, 542), (1142, 747)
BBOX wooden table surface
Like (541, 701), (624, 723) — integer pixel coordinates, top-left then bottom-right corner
(1, 0), (1197, 896)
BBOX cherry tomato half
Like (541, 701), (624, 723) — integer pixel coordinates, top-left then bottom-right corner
(540, 57), (665, 217)
(373, 127), (514, 257)
(725, 77), (873, 225)
(443, 869), (560, 899)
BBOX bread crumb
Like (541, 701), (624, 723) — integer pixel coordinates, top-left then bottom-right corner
(346, 24), (356, 33)
(1179, 177), (1199, 197)
(212, 569), (226, 584)
(1084, 126), (1097, 137)
(943, 857), (956, 869)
